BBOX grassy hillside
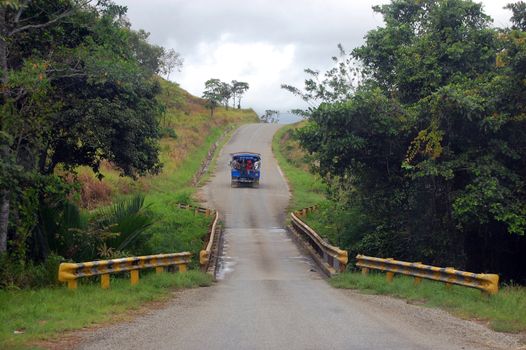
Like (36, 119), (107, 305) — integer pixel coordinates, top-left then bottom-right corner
(79, 79), (258, 209)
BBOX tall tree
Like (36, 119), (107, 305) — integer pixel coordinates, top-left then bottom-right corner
(219, 81), (232, 109)
(231, 81), (249, 108)
(160, 48), (183, 80)
(0, 0), (80, 253)
(0, 0), (164, 256)
(202, 78), (222, 117)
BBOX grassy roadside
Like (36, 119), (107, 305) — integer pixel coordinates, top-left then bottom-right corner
(273, 121), (526, 334)
(0, 271), (212, 349)
(331, 272), (526, 333)
(272, 122), (326, 210)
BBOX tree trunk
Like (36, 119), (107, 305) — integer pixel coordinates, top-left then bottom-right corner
(0, 6), (11, 253)
(0, 190), (9, 254)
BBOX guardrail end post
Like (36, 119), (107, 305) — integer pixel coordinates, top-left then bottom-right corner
(156, 266), (164, 274)
(361, 267), (369, 276)
(386, 271), (394, 283)
(101, 274), (110, 289)
(130, 270), (139, 285)
(67, 280), (77, 289)
(413, 277), (422, 286)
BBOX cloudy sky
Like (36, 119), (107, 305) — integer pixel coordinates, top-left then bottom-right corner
(115, 0), (514, 123)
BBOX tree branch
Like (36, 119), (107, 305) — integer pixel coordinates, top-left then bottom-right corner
(13, 0), (30, 24)
(9, 9), (74, 36)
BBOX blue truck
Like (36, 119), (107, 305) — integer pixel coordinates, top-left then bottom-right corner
(230, 152), (261, 187)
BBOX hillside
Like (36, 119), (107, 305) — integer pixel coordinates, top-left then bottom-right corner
(78, 78), (259, 208)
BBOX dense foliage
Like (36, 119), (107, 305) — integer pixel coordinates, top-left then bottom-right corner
(0, 0), (173, 286)
(288, 0), (526, 282)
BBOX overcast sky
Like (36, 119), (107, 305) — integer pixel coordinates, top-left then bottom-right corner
(115, 0), (514, 123)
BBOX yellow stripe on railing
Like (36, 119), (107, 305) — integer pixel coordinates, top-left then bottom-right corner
(356, 255), (499, 295)
(58, 252), (191, 289)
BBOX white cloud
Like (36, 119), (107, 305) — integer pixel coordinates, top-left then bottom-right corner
(178, 38), (296, 114)
(116, 0), (516, 122)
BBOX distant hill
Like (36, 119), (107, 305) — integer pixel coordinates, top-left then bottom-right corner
(78, 78), (259, 208)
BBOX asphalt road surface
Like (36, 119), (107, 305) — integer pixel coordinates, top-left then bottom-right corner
(79, 124), (521, 350)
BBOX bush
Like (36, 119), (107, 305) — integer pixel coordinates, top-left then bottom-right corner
(160, 127), (177, 139)
(0, 253), (64, 289)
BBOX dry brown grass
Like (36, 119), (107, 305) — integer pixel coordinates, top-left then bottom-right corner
(77, 173), (113, 209)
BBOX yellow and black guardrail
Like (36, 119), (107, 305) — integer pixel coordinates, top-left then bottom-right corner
(58, 252), (191, 289)
(289, 206), (348, 276)
(356, 255), (499, 295)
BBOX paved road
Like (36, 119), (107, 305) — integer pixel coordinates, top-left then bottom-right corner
(79, 124), (520, 350)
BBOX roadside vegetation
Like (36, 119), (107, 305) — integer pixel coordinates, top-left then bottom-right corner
(275, 0), (526, 334)
(0, 1), (257, 348)
(0, 271), (212, 349)
(276, 124), (526, 333)
(272, 123), (326, 210)
(282, 1), (526, 284)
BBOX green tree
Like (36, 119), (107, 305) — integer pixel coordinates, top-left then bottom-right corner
(202, 78), (222, 117)
(505, 1), (526, 30)
(219, 81), (232, 109)
(231, 80), (249, 108)
(0, 0), (164, 259)
(160, 48), (183, 80)
(260, 110), (279, 123)
(286, 0), (526, 281)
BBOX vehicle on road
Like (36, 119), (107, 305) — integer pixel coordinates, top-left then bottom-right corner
(230, 152), (261, 187)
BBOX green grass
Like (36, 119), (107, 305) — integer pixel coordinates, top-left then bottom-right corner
(332, 272), (526, 333)
(272, 123), (326, 210)
(0, 271), (212, 349)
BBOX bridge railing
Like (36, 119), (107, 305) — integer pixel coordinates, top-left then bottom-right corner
(289, 206), (348, 276)
(356, 255), (499, 295)
(178, 203), (222, 277)
(58, 252), (191, 289)
(199, 210), (220, 272)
